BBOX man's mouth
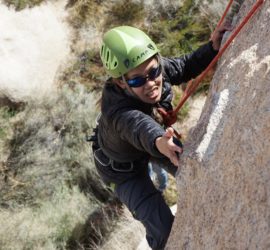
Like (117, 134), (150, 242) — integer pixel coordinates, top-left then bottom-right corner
(146, 86), (159, 99)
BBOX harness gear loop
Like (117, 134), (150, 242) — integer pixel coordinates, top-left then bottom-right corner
(158, 0), (265, 128)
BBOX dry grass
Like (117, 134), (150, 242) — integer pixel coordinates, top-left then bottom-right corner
(2, 0), (44, 10)
(0, 85), (120, 249)
(0, 185), (93, 249)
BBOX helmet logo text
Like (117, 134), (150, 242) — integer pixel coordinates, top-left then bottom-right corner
(132, 50), (149, 63)
(124, 59), (130, 68)
(147, 44), (155, 50)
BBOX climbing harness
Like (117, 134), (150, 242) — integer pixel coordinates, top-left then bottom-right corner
(87, 113), (136, 173)
(159, 0), (265, 129)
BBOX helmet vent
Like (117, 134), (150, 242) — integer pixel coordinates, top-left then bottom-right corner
(101, 45), (104, 55)
(106, 50), (110, 62)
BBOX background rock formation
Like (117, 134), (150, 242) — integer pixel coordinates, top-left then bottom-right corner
(167, 0), (270, 249)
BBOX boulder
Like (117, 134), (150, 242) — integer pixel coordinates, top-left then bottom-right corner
(166, 0), (270, 249)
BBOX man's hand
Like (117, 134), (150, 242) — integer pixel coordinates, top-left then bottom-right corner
(211, 20), (233, 51)
(155, 127), (183, 166)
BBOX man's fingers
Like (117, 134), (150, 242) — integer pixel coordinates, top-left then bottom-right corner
(171, 144), (183, 154)
(219, 25), (233, 33)
(168, 144), (183, 166)
(164, 127), (174, 138)
(170, 152), (180, 166)
(218, 20), (233, 33)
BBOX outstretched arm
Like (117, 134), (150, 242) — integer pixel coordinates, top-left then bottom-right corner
(155, 127), (183, 166)
(162, 21), (232, 85)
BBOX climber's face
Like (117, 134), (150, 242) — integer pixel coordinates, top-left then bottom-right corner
(123, 56), (163, 104)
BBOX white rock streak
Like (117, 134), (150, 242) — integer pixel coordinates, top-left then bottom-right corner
(228, 44), (258, 69)
(225, 43), (270, 84)
(196, 89), (229, 161)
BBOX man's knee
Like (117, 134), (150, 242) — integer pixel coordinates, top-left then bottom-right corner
(136, 192), (174, 249)
(114, 176), (173, 249)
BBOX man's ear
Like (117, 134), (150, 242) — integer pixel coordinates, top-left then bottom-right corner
(113, 78), (126, 89)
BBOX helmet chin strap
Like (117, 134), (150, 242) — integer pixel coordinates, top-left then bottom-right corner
(123, 88), (140, 100)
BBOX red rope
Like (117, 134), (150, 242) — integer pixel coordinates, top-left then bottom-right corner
(216, 0), (234, 30)
(161, 0), (264, 128)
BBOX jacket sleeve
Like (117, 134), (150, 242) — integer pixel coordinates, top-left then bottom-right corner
(112, 108), (165, 158)
(162, 41), (218, 84)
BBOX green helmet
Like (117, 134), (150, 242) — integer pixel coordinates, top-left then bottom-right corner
(100, 26), (159, 78)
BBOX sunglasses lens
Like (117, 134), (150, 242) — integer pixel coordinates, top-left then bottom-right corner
(127, 64), (162, 88)
(148, 64), (162, 80)
(127, 77), (146, 87)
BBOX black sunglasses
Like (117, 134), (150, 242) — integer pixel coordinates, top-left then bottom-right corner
(126, 63), (162, 88)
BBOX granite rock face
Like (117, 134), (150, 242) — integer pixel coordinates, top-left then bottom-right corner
(166, 0), (270, 249)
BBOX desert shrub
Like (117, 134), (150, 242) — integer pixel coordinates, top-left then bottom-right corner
(103, 0), (145, 28)
(0, 100), (25, 165)
(67, 0), (102, 29)
(2, 84), (108, 206)
(146, 0), (212, 57)
(0, 185), (93, 249)
(3, 0), (44, 10)
(0, 107), (15, 140)
(0, 85), (121, 249)
(60, 49), (106, 91)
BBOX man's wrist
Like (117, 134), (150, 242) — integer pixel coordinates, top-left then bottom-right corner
(210, 40), (220, 51)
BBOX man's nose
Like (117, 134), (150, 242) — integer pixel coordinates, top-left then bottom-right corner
(145, 77), (156, 86)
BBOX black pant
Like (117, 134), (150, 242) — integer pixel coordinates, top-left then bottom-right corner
(115, 172), (174, 250)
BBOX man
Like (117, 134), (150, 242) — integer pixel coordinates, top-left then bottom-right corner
(92, 24), (229, 249)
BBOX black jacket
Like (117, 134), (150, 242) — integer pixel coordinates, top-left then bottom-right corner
(98, 41), (218, 163)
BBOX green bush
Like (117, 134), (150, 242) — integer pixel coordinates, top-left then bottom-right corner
(60, 49), (106, 91)
(0, 85), (121, 249)
(67, 0), (102, 29)
(3, 0), (44, 10)
(103, 0), (145, 28)
(0, 106), (22, 153)
(147, 0), (211, 57)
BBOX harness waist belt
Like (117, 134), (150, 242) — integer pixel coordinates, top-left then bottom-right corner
(94, 148), (145, 173)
